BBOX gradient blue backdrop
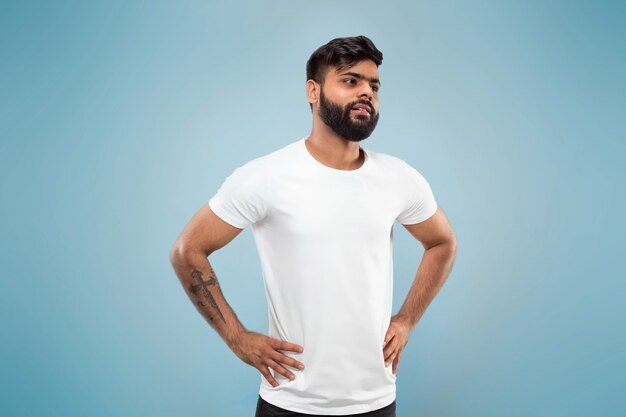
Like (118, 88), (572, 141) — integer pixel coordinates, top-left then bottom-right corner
(1, 1), (624, 416)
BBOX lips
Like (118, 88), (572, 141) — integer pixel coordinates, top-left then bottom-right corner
(351, 103), (372, 116)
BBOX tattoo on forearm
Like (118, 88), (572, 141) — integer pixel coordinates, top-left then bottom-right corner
(189, 269), (226, 324)
(195, 301), (214, 323)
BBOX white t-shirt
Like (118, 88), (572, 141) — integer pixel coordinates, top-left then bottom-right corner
(208, 137), (437, 415)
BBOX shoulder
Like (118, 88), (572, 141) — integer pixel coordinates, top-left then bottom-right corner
(366, 148), (422, 176)
(223, 140), (301, 190)
(366, 148), (434, 195)
(236, 139), (302, 176)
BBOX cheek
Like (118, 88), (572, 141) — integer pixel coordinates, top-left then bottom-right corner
(329, 87), (352, 101)
(336, 92), (354, 105)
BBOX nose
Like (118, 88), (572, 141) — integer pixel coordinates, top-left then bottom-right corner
(358, 84), (374, 101)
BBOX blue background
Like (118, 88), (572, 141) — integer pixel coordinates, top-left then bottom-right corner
(2, 1), (624, 416)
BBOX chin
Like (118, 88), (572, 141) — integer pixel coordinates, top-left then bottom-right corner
(345, 134), (372, 142)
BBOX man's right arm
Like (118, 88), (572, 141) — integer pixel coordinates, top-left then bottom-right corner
(168, 204), (305, 386)
(170, 249), (247, 348)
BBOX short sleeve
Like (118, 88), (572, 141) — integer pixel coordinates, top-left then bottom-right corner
(208, 161), (269, 229)
(396, 162), (438, 225)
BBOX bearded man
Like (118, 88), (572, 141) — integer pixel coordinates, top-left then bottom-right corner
(169, 35), (457, 417)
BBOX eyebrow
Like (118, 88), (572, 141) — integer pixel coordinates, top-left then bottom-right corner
(340, 71), (381, 86)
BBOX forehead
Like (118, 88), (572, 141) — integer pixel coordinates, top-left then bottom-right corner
(328, 60), (380, 81)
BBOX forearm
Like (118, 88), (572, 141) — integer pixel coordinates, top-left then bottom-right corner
(396, 241), (456, 329)
(170, 251), (247, 349)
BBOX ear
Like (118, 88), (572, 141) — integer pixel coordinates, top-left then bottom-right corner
(306, 80), (320, 107)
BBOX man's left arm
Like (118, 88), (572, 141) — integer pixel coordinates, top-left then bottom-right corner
(383, 206), (457, 374)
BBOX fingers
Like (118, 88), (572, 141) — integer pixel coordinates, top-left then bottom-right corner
(260, 354), (303, 388)
(274, 339), (304, 354)
(257, 358), (296, 388)
(383, 336), (398, 364)
(259, 366), (279, 388)
(383, 327), (396, 347)
(271, 338), (305, 370)
(384, 346), (397, 367)
(267, 358), (297, 382)
(383, 333), (403, 370)
(385, 347), (399, 371)
(256, 337), (305, 388)
(273, 351), (305, 371)
(392, 351), (401, 375)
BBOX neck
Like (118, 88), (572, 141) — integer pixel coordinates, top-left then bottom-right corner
(305, 123), (364, 171)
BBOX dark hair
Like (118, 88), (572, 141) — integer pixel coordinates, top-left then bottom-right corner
(306, 35), (383, 109)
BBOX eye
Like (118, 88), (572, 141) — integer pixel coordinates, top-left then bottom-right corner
(344, 79), (356, 85)
(372, 85), (380, 92)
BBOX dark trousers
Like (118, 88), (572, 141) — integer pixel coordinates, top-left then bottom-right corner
(255, 395), (396, 417)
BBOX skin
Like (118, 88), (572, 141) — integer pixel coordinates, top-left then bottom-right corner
(304, 59), (381, 170)
(169, 207), (304, 388)
(169, 58), (456, 386)
(383, 208), (456, 374)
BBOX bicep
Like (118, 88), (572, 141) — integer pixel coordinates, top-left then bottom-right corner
(171, 204), (244, 258)
(402, 206), (456, 250)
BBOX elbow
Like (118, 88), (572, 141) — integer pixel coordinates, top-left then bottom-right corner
(432, 232), (457, 258)
(446, 233), (458, 262)
(446, 230), (457, 254)
(169, 241), (183, 266)
(169, 238), (191, 267)
(169, 239), (209, 267)
(449, 232), (457, 251)
(424, 230), (457, 255)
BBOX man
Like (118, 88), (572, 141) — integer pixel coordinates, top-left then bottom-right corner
(169, 35), (456, 417)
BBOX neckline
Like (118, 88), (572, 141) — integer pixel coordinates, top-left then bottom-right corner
(300, 137), (370, 174)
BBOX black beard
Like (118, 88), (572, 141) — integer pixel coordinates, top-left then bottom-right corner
(318, 89), (379, 142)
